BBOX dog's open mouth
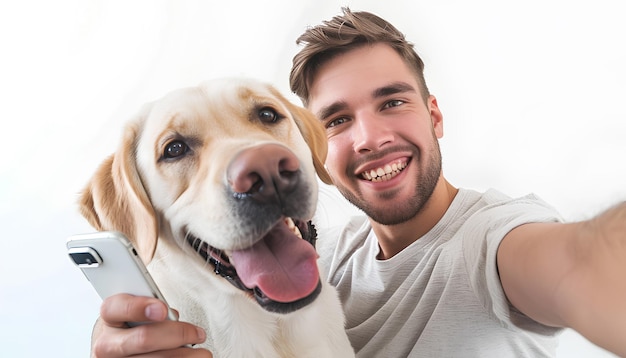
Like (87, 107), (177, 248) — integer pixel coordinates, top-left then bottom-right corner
(186, 218), (321, 314)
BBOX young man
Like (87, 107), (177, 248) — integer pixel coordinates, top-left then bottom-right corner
(90, 8), (626, 358)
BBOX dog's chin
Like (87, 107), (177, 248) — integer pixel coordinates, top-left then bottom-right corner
(185, 218), (321, 314)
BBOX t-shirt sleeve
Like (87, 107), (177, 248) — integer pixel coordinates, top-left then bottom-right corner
(462, 190), (563, 333)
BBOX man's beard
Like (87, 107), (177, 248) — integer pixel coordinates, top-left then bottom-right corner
(335, 142), (442, 226)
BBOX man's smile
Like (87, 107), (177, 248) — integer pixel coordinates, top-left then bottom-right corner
(360, 158), (408, 182)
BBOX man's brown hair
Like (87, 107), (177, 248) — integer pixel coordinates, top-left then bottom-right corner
(290, 7), (430, 107)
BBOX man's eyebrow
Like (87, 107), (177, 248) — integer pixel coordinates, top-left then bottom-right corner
(372, 82), (416, 98)
(315, 82), (416, 121)
(316, 101), (348, 121)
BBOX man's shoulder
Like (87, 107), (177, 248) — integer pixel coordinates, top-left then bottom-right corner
(317, 215), (370, 253)
(457, 188), (557, 216)
(316, 215), (370, 278)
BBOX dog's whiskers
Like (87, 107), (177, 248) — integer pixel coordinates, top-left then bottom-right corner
(183, 231), (212, 270)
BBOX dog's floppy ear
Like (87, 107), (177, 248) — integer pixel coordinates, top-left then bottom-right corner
(78, 110), (158, 264)
(283, 99), (333, 185)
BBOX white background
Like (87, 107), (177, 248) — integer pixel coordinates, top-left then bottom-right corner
(1, 1), (624, 357)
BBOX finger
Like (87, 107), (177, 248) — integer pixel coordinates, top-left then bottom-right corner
(92, 320), (208, 357)
(93, 342), (213, 358)
(134, 346), (214, 358)
(100, 294), (168, 327)
(121, 346), (213, 358)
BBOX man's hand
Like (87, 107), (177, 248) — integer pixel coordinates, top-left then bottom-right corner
(91, 294), (211, 358)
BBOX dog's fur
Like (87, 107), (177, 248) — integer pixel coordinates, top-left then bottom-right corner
(79, 78), (354, 357)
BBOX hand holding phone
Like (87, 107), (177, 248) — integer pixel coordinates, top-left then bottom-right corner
(67, 231), (178, 326)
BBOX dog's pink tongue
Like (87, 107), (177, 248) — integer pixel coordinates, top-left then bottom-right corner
(231, 222), (319, 303)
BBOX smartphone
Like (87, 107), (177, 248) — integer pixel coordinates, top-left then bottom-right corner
(66, 231), (178, 326)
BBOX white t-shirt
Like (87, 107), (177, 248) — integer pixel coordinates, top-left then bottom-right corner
(317, 188), (564, 357)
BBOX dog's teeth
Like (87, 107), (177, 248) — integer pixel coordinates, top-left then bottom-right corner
(284, 217), (302, 239)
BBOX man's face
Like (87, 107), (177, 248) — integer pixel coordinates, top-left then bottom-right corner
(308, 43), (444, 225)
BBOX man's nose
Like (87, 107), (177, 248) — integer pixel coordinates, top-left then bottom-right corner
(352, 112), (394, 153)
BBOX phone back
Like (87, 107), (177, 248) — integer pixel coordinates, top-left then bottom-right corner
(66, 231), (163, 301)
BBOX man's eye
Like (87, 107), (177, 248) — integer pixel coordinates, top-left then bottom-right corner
(163, 140), (189, 159)
(383, 100), (404, 109)
(327, 117), (348, 128)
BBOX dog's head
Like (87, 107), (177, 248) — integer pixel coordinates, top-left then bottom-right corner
(80, 78), (332, 313)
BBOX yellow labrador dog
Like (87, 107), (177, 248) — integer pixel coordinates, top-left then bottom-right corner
(79, 78), (354, 357)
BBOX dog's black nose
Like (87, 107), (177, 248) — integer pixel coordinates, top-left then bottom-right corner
(227, 144), (300, 202)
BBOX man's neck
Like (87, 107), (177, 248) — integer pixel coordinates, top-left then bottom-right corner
(370, 177), (458, 260)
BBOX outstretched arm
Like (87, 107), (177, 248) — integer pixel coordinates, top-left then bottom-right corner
(498, 201), (626, 356)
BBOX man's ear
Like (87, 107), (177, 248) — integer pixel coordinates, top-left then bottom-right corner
(428, 95), (444, 139)
(78, 108), (158, 264)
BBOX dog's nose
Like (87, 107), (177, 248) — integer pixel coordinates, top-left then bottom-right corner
(227, 144), (300, 202)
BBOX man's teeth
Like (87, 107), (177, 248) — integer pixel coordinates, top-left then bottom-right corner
(361, 161), (407, 182)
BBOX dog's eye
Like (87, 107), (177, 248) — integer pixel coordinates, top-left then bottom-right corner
(164, 140), (188, 159)
(257, 107), (281, 124)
